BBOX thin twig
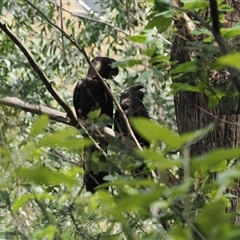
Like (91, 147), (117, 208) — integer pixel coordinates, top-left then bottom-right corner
(67, 186), (87, 236)
(170, 203), (206, 240)
(50, 149), (80, 166)
(78, 119), (108, 159)
(59, 0), (66, 59)
(48, 0), (129, 36)
(23, 0), (142, 150)
(195, 105), (240, 128)
(69, 210), (91, 239)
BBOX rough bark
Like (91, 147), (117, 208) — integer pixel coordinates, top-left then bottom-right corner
(170, 1), (240, 216)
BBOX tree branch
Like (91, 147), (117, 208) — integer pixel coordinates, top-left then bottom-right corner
(23, 0), (142, 150)
(196, 105), (240, 128)
(0, 21), (112, 157)
(47, 0), (129, 36)
(0, 96), (135, 147)
(0, 96), (176, 185)
(0, 22), (78, 128)
(0, 96), (71, 124)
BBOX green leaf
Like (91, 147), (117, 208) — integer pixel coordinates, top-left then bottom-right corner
(196, 200), (233, 239)
(0, 0), (3, 15)
(178, 124), (213, 147)
(16, 166), (78, 186)
(168, 226), (192, 240)
(112, 59), (143, 68)
(146, 16), (172, 33)
(102, 178), (154, 188)
(12, 193), (54, 213)
(152, 9), (175, 18)
(32, 225), (58, 239)
(217, 167), (240, 190)
(214, 52), (240, 68)
(30, 115), (49, 137)
(12, 194), (34, 213)
(130, 118), (179, 148)
(191, 28), (212, 36)
(191, 148), (240, 171)
(87, 109), (101, 119)
(135, 70), (153, 82)
(137, 148), (181, 170)
(171, 83), (202, 94)
(155, 0), (170, 12)
(206, 90), (225, 108)
(221, 28), (240, 38)
(183, 1), (208, 10)
(127, 35), (147, 43)
(20, 141), (42, 161)
(109, 188), (165, 217)
(218, 4), (234, 13)
(153, 67), (165, 81)
(89, 190), (114, 210)
(39, 127), (93, 151)
(170, 61), (197, 74)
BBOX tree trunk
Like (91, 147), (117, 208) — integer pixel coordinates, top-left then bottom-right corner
(170, 1), (240, 217)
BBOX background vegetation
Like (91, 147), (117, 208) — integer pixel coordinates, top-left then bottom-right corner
(1, 0), (240, 239)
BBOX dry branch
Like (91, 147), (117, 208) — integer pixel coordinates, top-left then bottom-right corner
(0, 96), (135, 147)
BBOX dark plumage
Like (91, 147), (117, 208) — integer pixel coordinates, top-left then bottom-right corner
(114, 84), (150, 147)
(73, 57), (119, 120)
(73, 56), (119, 193)
(114, 84), (150, 177)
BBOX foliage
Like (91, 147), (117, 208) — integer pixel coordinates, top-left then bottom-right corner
(0, 0), (240, 239)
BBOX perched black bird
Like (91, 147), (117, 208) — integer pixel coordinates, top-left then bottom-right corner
(73, 56), (119, 193)
(114, 84), (150, 177)
(114, 84), (150, 146)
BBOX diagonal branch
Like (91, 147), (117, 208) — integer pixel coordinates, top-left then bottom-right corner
(23, 0), (142, 150)
(0, 22), (78, 128)
(0, 23), (109, 157)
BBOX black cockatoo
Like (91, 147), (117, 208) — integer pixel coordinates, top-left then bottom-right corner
(73, 56), (119, 193)
(114, 84), (150, 177)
